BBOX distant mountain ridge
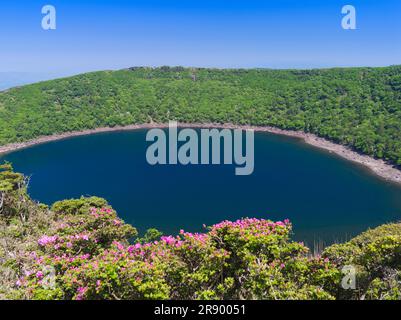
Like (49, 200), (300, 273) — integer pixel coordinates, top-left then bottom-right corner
(0, 72), (78, 91)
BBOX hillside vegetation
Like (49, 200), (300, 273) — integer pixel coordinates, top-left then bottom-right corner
(1, 164), (401, 300)
(1, 66), (401, 165)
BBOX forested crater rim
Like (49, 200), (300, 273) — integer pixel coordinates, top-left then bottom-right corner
(1, 122), (401, 185)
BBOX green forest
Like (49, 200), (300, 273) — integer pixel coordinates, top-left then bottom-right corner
(1, 65), (401, 165)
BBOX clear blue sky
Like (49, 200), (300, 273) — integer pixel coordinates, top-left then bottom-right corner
(0, 0), (400, 74)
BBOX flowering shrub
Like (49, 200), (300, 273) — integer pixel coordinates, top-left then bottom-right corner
(16, 213), (341, 300)
(206, 218), (340, 299)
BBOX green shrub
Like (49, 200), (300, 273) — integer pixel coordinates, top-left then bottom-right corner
(51, 197), (108, 215)
(323, 223), (401, 300)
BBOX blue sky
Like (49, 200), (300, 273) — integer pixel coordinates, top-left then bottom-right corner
(0, 0), (400, 74)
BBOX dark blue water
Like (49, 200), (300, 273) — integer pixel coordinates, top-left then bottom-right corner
(2, 129), (401, 245)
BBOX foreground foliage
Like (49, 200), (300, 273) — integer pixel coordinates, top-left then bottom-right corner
(323, 223), (401, 299)
(1, 66), (401, 166)
(1, 165), (400, 300)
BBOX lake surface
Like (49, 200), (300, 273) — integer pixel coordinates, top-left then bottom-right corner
(2, 129), (401, 246)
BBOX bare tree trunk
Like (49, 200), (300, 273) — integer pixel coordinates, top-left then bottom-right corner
(0, 191), (4, 214)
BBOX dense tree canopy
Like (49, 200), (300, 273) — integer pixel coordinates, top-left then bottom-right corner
(1, 66), (401, 165)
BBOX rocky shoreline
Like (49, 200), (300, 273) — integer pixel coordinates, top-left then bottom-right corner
(1, 122), (401, 185)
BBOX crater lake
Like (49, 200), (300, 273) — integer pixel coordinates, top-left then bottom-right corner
(2, 128), (401, 246)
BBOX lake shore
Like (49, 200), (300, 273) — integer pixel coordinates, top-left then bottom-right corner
(1, 122), (401, 185)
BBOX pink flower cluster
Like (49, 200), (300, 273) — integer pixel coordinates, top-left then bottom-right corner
(68, 233), (91, 241)
(76, 286), (88, 300)
(38, 235), (58, 246)
(160, 235), (184, 247)
(179, 230), (209, 243)
(212, 218), (290, 230)
(210, 218), (291, 238)
(90, 207), (113, 218)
